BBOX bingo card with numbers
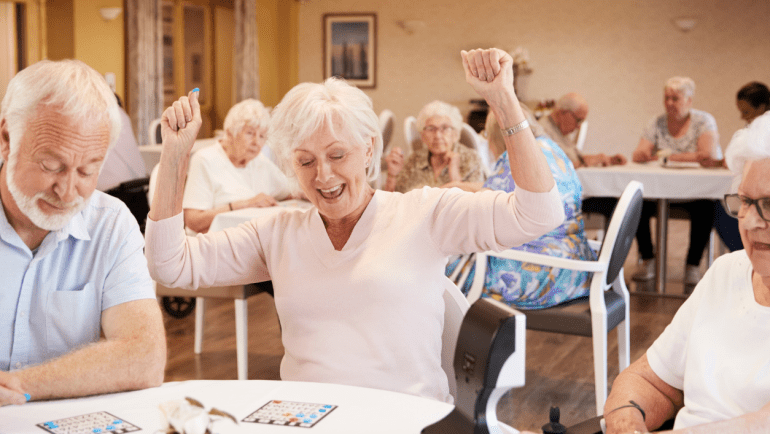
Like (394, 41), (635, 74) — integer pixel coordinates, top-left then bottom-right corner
(242, 400), (337, 428)
(36, 411), (140, 434)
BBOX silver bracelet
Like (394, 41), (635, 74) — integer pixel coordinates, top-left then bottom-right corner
(500, 119), (530, 136)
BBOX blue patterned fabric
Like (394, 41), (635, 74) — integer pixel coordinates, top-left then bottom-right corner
(446, 136), (596, 309)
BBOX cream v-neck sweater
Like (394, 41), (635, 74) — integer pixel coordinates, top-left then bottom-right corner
(146, 186), (563, 403)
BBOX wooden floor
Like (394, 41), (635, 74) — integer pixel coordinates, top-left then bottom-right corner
(161, 218), (723, 432)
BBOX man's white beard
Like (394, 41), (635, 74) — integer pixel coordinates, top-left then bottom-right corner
(5, 158), (86, 231)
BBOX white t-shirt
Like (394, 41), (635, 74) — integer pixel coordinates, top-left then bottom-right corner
(647, 250), (770, 429)
(182, 142), (292, 210)
(146, 186), (564, 403)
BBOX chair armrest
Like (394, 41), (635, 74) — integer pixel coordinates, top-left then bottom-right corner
(485, 249), (607, 273)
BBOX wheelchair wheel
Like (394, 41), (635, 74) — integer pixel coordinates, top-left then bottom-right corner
(161, 296), (196, 319)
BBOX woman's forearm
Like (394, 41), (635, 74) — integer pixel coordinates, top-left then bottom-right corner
(489, 93), (554, 193)
(149, 151), (191, 222)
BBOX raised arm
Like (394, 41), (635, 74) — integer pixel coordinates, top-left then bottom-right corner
(461, 48), (554, 193)
(149, 90), (202, 222)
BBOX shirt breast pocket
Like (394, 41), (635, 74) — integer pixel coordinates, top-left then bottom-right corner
(46, 282), (101, 358)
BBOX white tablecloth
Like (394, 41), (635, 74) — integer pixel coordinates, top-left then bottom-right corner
(577, 162), (735, 199)
(208, 200), (314, 233)
(1, 380), (453, 433)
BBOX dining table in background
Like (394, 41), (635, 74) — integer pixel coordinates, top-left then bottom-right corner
(208, 200), (315, 233)
(577, 161), (735, 294)
(139, 137), (219, 174)
(2, 380), (453, 434)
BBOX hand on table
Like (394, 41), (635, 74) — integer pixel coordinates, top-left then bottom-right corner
(237, 193), (278, 209)
(632, 148), (657, 163)
(161, 89), (203, 163)
(583, 153), (627, 167)
(0, 371), (27, 406)
(385, 147), (404, 178)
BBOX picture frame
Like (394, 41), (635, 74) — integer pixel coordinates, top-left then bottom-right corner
(323, 13), (377, 88)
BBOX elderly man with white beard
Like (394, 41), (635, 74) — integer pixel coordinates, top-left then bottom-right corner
(0, 59), (166, 406)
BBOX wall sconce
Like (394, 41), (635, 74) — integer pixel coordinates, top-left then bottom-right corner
(673, 17), (697, 32)
(396, 20), (426, 35)
(99, 7), (123, 22)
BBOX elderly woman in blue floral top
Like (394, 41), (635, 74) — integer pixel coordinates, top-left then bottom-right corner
(446, 107), (595, 308)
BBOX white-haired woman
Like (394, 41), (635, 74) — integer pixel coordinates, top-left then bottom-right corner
(597, 111), (770, 434)
(630, 77), (722, 288)
(383, 100), (485, 192)
(145, 48), (564, 403)
(183, 99), (292, 233)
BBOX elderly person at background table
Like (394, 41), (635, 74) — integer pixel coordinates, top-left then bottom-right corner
(382, 100), (485, 193)
(631, 77), (721, 287)
(182, 99), (292, 233)
(145, 48), (563, 403)
(446, 107), (596, 307)
(538, 92), (626, 168)
(711, 82), (770, 253)
(601, 111), (770, 434)
(0, 60), (165, 406)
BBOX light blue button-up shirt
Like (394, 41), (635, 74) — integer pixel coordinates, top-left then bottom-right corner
(0, 189), (155, 372)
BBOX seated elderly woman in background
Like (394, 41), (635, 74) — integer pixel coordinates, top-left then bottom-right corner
(145, 48), (564, 404)
(600, 111), (770, 434)
(631, 76), (721, 289)
(382, 100), (485, 192)
(183, 99), (292, 233)
(446, 107), (595, 308)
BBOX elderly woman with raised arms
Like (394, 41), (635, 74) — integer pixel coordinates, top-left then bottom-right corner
(183, 99), (292, 233)
(600, 111), (770, 434)
(145, 48), (563, 403)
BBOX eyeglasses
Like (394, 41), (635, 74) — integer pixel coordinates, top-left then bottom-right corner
(423, 125), (454, 134)
(724, 194), (770, 222)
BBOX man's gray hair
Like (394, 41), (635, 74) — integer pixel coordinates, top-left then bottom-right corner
(725, 111), (770, 183)
(223, 98), (270, 136)
(1, 59), (121, 155)
(268, 77), (382, 184)
(665, 76), (696, 98)
(416, 100), (463, 134)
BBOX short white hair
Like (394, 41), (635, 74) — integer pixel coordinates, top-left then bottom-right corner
(1, 59), (121, 155)
(223, 98), (270, 136)
(725, 111), (770, 185)
(665, 76), (696, 98)
(416, 100), (463, 134)
(268, 77), (382, 183)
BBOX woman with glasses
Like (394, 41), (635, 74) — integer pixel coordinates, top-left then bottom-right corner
(382, 100), (485, 192)
(599, 110), (770, 434)
(630, 77), (722, 289)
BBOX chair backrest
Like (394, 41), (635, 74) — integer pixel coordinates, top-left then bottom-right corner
(148, 118), (162, 145)
(442, 276), (470, 401)
(403, 116), (420, 155)
(379, 109), (395, 154)
(596, 181), (644, 287)
(458, 122), (479, 150)
(575, 120), (589, 152)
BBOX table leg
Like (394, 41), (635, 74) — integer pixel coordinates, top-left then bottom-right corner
(655, 199), (669, 293)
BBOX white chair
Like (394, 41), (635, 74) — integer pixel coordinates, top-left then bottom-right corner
(148, 118), (162, 145)
(459, 122), (492, 177)
(379, 109), (395, 156)
(147, 163), (265, 381)
(462, 181), (644, 416)
(441, 276), (470, 401)
(403, 115), (419, 155)
(575, 119), (589, 152)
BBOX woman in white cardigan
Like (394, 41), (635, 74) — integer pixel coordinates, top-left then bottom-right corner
(145, 48), (564, 404)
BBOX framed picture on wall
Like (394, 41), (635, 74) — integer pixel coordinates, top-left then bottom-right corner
(323, 13), (376, 88)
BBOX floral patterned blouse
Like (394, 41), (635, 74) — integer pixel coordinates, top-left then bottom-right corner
(394, 142), (484, 193)
(446, 136), (596, 309)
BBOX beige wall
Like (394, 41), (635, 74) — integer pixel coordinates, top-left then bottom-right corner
(298, 0), (770, 157)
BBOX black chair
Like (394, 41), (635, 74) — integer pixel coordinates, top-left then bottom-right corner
(104, 177), (151, 233)
(458, 181), (645, 416)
